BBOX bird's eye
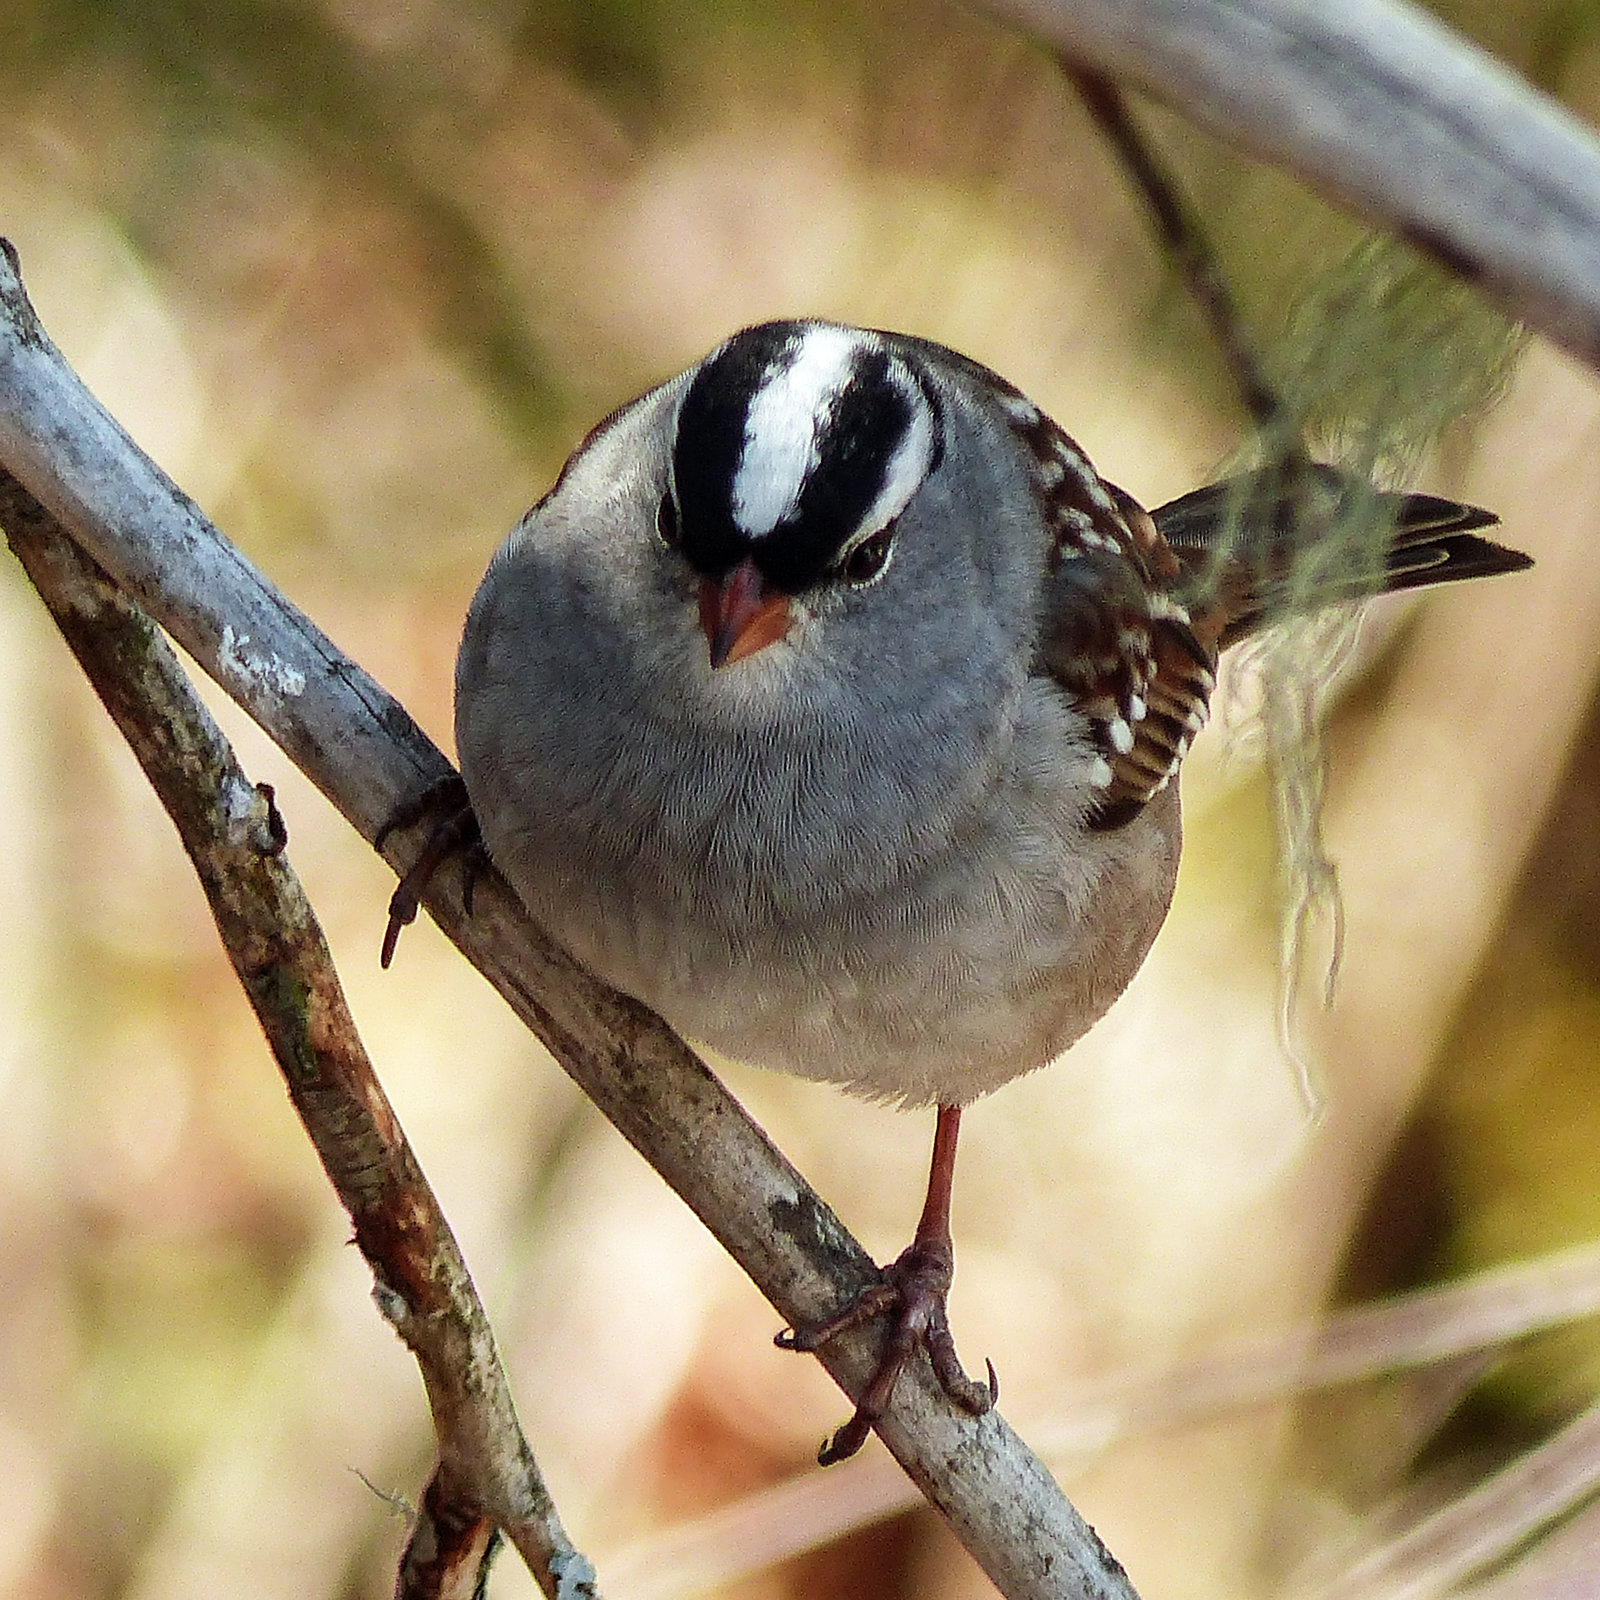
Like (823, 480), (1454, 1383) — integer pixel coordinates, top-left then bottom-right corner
(656, 492), (680, 549)
(841, 527), (894, 586)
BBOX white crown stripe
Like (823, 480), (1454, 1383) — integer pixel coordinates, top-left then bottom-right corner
(731, 326), (863, 538)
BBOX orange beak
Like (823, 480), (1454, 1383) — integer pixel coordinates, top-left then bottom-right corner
(698, 558), (794, 668)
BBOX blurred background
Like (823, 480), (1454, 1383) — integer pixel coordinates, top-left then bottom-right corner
(2, 2), (1599, 1596)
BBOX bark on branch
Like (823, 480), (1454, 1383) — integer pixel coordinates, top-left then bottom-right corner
(0, 473), (595, 1600)
(4, 3), (1593, 1590)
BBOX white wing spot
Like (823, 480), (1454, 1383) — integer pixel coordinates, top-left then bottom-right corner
(1108, 717), (1134, 755)
(998, 392), (1041, 425)
(1089, 756), (1114, 789)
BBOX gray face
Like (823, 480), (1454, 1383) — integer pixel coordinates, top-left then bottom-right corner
(665, 320), (941, 596)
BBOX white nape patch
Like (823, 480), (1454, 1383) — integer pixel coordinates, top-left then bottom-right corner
(997, 391), (1040, 426)
(732, 325), (864, 538)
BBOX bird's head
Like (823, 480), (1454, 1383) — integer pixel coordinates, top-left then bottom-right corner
(660, 320), (943, 668)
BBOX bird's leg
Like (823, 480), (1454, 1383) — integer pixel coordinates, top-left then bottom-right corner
(376, 773), (486, 967)
(777, 1103), (998, 1465)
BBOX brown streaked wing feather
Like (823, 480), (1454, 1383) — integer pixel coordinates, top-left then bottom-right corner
(1003, 398), (1217, 827)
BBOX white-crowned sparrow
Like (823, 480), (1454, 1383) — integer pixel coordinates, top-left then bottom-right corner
(430, 319), (1529, 1462)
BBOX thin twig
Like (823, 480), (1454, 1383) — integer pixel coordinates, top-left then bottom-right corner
(0, 246), (1136, 1598)
(1065, 65), (1293, 441)
(0, 473), (594, 1600)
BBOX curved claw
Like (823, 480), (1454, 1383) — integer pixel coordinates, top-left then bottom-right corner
(818, 1411), (875, 1468)
(926, 1322), (997, 1417)
(779, 1242), (998, 1464)
(460, 840), (489, 916)
(948, 1357), (1000, 1418)
(376, 775), (481, 967)
(380, 884), (422, 969)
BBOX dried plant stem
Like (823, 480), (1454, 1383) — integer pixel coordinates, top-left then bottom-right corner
(1306, 1396), (1600, 1600)
(605, 1239), (1600, 1597)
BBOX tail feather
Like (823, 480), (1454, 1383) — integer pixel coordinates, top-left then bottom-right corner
(1152, 464), (1531, 650)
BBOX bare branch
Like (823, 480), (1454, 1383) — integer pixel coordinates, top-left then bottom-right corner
(397, 1476), (501, 1600)
(982, 0), (1600, 370)
(0, 246), (1137, 1596)
(0, 472), (595, 1600)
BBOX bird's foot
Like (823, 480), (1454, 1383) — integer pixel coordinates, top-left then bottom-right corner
(776, 1233), (997, 1465)
(376, 773), (486, 967)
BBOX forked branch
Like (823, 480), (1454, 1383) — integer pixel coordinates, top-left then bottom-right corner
(0, 243), (1135, 1600)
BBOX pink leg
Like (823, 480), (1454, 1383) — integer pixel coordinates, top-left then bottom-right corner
(777, 1104), (998, 1464)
